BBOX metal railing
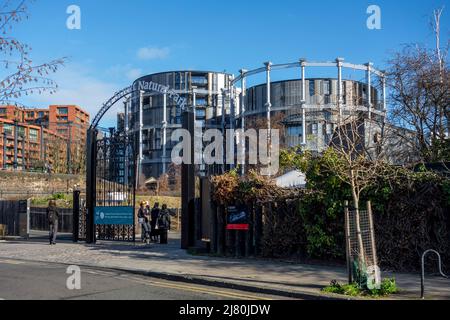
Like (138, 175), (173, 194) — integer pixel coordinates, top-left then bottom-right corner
(30, 207), (73, 233)
(421, 249), (449, 299)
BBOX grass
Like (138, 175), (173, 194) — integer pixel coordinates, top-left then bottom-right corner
(322, 278), (399, 298)
(135, 195), (181, 209)
(31, 193), (73, 208)
(30, 194), (181, 210)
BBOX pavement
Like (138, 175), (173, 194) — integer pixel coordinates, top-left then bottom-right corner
(0, 259), (283, 300)
(0, 231), (449, 300)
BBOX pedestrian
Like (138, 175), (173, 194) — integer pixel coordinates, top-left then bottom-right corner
(158, 204), (171, 245)
(150, 202), (160, 242)
(138, 201), (151, 243)
(47, 200), (60, 245)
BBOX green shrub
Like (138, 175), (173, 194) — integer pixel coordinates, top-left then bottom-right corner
(53, 193), (67, 200)
(322, 278), (398, 298)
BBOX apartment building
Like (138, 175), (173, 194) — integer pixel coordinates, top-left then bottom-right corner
(0, 119), (67, 172)
(0, 104), (90, 173)
(48, 105), (90, 146)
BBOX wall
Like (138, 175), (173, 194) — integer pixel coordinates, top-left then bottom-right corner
(0, 171), (85, 199)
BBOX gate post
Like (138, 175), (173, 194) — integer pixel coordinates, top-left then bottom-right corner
(181, 110), (196, 249)
(73, 190), (80, 242)
(86, 128), (97, 244)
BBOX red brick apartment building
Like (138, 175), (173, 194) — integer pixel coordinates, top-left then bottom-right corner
(0, 105), (90, 173)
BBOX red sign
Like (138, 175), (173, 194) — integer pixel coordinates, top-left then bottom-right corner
(227, 224), (249, 231)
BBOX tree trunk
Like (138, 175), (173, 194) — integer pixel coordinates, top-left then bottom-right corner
(351, 171), (365, 266)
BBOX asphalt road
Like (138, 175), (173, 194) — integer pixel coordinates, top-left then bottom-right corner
(0, 259), (287, 300)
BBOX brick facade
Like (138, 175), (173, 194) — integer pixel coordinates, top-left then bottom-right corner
(0, 105), (90, 173)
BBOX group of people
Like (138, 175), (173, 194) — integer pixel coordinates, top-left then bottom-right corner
(138, 202), (171, 245)
(46, 199), (171, 246)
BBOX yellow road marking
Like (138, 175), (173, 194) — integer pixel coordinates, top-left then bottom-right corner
(0, 259), (25, 265)
(122, 276), (274, 300)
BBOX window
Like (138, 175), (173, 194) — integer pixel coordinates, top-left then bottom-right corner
(191, 76), (208, 85)
(195, 120), (205, 128)
(195, 108), (206, 119)
(309, 80), (315, 97)
(0, 108), (6, 114)
(57, 107), (68, 115)
(29, 129), (38, 142)
(3, 124), (13, 135)
(326, 123), (334, 135)
(311, 123), (318, 135)
(287, 126), (303, 137)
(196, 97), (207, 106)
(323, 80), (331, 95)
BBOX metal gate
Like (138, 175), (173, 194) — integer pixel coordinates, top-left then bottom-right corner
(94, 133), (136, 241)
(76, 130), (137, 243)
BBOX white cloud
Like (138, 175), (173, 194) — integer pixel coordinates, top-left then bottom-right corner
(106, 64), (142, 81)
(126, 68), (142, 80)
(22, 64), (123, 126)
(137, 46), (170, 60)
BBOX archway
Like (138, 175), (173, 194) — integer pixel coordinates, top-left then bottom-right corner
(81, 83), (189, 244)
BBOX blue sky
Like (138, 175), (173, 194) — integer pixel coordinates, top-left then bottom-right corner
(12, 0), (450, 125)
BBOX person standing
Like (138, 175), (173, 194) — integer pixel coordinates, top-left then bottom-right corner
(150, 203), (161, 242)
(158, 204), (171, 244)
(138, 201), (151, 243)
(47, 200), (60, 245)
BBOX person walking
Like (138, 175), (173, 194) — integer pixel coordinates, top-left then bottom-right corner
(158, 204), (171, 245)
(138, 201), (151, 243)
(150, 203), (160, 242)
(47, 200), (60, 245)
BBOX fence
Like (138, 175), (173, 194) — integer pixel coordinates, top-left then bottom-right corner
(29, 204), (181, 237)
(0, 201), (21, 236)
(0, 190), (76, 200)
(30, 207), (73, 233)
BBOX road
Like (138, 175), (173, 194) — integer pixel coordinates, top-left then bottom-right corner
(0, 259), (289, 300)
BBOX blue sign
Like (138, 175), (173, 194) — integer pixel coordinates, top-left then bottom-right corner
(94, 206), (134, 225)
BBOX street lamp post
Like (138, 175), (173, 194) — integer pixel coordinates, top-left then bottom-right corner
(239, 69), (247, 176)
(264, 61), (272, 176)
(300, 58), (307, 146)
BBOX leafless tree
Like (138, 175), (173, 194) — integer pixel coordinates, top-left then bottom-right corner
(387, 7), (449, 163)
(325, 112), (387, 266)
(0, 0), (65, 104)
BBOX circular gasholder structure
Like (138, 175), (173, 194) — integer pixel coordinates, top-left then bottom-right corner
(123, 59), (386, 181)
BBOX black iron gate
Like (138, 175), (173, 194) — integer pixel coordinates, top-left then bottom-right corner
(76, 130), (136, 243)
(73, 190), (87, 242)
(94, 133), (136, 241)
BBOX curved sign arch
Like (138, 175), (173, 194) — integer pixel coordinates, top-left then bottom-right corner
(90, 80), (189, 130)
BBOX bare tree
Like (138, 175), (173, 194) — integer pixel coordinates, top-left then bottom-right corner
(387, 8), (449, 162)
(325, 110), (388, 268)
(0, 0), (65, 104)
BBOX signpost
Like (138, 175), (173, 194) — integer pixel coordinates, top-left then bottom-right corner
(18, 199), (30, 239)
(94, 206), (134, 226)
(226, 206), (249, 231)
